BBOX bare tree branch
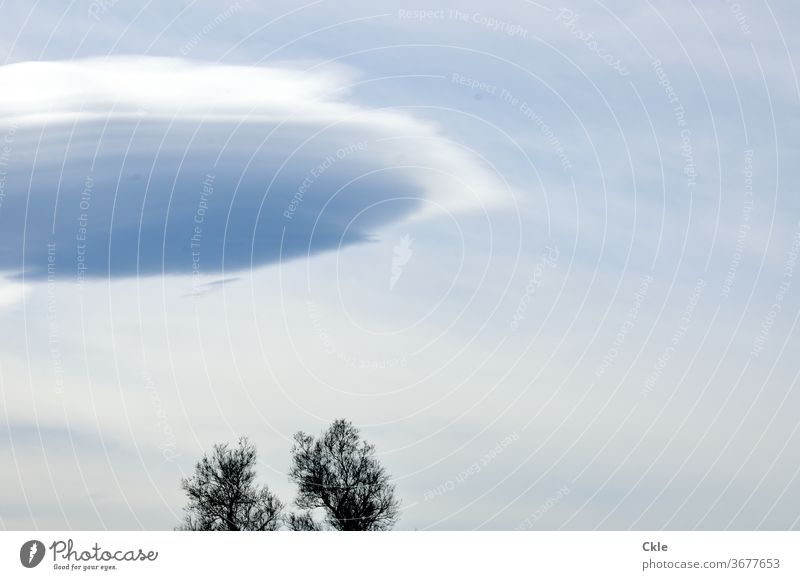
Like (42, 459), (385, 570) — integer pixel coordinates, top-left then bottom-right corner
(178, 437), (283, 531)
(289, 419), (399, 531)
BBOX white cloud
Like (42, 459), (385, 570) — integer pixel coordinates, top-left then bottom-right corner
(0, 57), (510, 218)
(0, 280), (27, 312)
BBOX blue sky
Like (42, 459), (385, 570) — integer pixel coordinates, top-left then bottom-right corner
(1, 0), (799, 530)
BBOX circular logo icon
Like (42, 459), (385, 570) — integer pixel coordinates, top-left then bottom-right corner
(20, 540), (45, 568)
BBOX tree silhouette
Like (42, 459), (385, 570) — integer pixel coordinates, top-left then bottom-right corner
(285, 511), (323, 531)
(289, 419), (399, 531)
(178, 437), (283, 531)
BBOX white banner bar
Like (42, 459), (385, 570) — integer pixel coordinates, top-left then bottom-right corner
(1, 531), (798, 579)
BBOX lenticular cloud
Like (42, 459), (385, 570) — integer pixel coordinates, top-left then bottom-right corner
(0, 57), (507, 278)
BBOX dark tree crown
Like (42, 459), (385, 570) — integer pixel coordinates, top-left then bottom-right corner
(178, 437), (283, 531)
(288, 419), (399, 531)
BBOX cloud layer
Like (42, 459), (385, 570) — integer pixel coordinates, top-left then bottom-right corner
(0, 57), (508, 278)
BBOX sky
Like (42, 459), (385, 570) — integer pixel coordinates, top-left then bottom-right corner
(0, 0), (799, 530)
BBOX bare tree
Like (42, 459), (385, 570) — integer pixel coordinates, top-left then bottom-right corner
(284, 511), (323, 531)
(289, 419), (399, 531)
(179, 437), (283, 531)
